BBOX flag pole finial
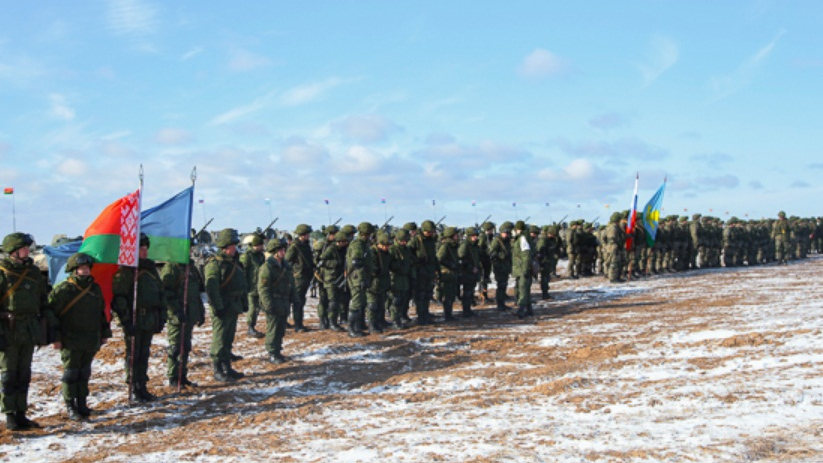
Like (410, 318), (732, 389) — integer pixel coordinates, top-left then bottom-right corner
(191, 166), (197, 184)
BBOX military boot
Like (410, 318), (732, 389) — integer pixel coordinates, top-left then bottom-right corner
(443, 304), (456, 322)
(15, 412), (40, 430)
(368, 320), (383, 334)
(65, 399), (82, 421)
(213, 360), (231, 382)
(5, 413), (21, 431)
(137, 383), (156, 402)
(247, 327), (264, 339)
(224, 361), (245, 380)
(516, 306), (528, 320)
(392, 317), (408, 330)
(76, 396), (92, 418)
(330, 316), (345, 332)
(348, 310), (365, 338)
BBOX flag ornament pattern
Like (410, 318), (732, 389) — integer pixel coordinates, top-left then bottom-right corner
(79, 189), (141, 266)
(119, 192), (140, 266)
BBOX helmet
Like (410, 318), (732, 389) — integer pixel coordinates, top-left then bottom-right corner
(514, 220), (526, 231)
(499, 221), (514, 233)
(421, 220), (436, 232)
(376, 232), (391, 245)
(2, 232), (34, 254)
(394, 229), (410, 241)
(341, 224), (356, 236)
(335, 231), (350, 243)
(251, 233), (264, 246)
(215, 228), (240, 248)
(357, 222), (374, 234)
(403, 222), (418, 231)
(139, 233), (151, 248)
(465, 227), (479, 237)
(294, 224), (312, 235)
(265, 238), (288, 253)
(610, 212), (621, 223)
(528, 225), (540, 235)
(65, 252), (95, 273)
(442, 226), (457, 238)
(481, 221), (495, 231)
(778, 211), (786, 218)
(325, 225), (340, 235)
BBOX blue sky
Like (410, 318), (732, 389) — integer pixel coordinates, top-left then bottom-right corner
(1, 1), (821, 242)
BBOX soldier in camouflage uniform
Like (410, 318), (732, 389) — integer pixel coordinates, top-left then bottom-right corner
(511, 221), (535, 318)
(477, 222), (495, 303)
(241, 233), (266, 338)
(489, 221), (513, 311)
(346, 222), (376, 337)
(367, 232), (392, 333)
(458, 228), (481, 317)
(111, 233), (166, 402)
(161, 247), (206, 389)
(204, 229), (247, 382)
(258, 239), (297, 364)
(285, 224), (314, 332)
(436, 227), (460, 322)
(319, 231), (349, 332)
(603, 212), (626, 283)
(566, 221), (582, 279)
(50, 252), (111, 420)
(313, 225), (339, 329)
(388, 229), (413, 328)
(537, 225), (560, 298)
(690, 214), (704, 268)
(409, 220), (438, 325)
(0, 233), (53, 430)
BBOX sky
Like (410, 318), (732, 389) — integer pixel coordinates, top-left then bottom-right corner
(1, 1), (822, 242)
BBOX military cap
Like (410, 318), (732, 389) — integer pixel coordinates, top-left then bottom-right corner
(610, 212), (622, 223)
(499, 221), (514, 232)
(547, 225), (559, 235)
(139, 232), (151, 248)
(465, 227), (478, 237)
(394, 229), (410, 241)
(251, 233), (264, 246)
(334, 231), (350, 242)
(692, 213), (701, 220)
(421, 220), (437, 232)
(265, 238), (288, 252)
(442, 226), (457, 238)
(621, 210), (630, 220)
(529, 225), (540, 234)
(679, 216), (688, 223)
(341, 224), (356, 236)
(294, 224), (312, 235)
(376, 232), (391, 245)
(778, 211), (786, 218)
(2, 232), (33, 254)
(65, 252), (95, 273)
(403, 222), (418, 231)
(481, 221), (496, 231)
(325, 225), (340, 235)
(357, 222), (374, 234)
(215, 228), (240, 248)
(513, 220), (526, 231)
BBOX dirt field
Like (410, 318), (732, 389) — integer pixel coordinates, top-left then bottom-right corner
(2, 257), (822, 462)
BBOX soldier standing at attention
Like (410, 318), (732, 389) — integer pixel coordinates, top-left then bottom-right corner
(205, 229), (247, 382)
(161, 246), (206, 389)
(436, 227), (460, 322)
(536, 226), (556, 299)
(388, 228), (413, 328)
(319, 231), (349, 332)
(313, 225), (339, 329)
(772, 211), (791, 265)
(241, 233), (266, 339)
(258, 239), (297, 364)
(409, 220), (438, 325)
(1, 233), (53, 430)
(511, 221), (535, 319)
(477, 222), (495, 303)
(49, 252), (111, 420)
(566, 221), (582, 279)
(111, 233), (166, 403)
(285, 224), (314, 333)
(489, 221), (513, 312)
(346, 222), (376, 337)
(458, 227), (481, 318)
(604, 213), (626, 283)
(367, 232), (392, 333)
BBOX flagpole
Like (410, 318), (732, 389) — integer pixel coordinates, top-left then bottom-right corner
(325, 200), (331, 225)
(178, 166), (196, 392)
(128, 165), (144, 404)
(11, 191), (15, 233)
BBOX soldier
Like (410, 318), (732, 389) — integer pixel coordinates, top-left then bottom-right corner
(436, 227), (460, 321)
(388, 228), (413, 328)
(161, 247), (206, 389)
(241, 233), (266, 338)
(319, 231), (349, 332)
(458, 227), (481, 317)
(313, 225), (339, 329)
(367, 232), (392, 333)
(258, 239), (297, 364)
(346, 222), (376, 337)
(477, 222), (495, 302)
(111, 233), (166, 402)
(537, 225), (560, 299)
(1, 233), (53, 430)
(603, 213), (626, 283)
(285, 224), (314, 332)
(566, 221), (582, 279)
(772, 211), (791, 265)
(50, 252), (111, 420)
(489, 221), (513, 311)
(409, 220), (438, 325)
(204, 229), (247, 382)
(511, 221), (535, 318)
(690, 214), (704, 268)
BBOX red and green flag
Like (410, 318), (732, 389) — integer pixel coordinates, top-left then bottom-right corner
(3, 187), (12, 195)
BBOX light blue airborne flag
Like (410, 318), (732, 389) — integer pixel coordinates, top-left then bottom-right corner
(42, 239), (83, 285)
(141, 186), (194, 264)
(642, 179), (667, 247)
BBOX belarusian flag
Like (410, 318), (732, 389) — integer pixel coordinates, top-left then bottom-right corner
(3, 187), (12, 195)
(78, 189), (141, 319)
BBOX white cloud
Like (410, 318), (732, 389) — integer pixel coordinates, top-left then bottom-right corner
(639, 35), (679, 86)
(106, 0), (158, 37)
(57, 158), (88, 176)
(181, 46), (203, 61)
(517, 48), (567, 79)
(556, 137), (668, 161)
(49, 93), (75, 120)
(334, 145), (384, 174)
(709, 30), (786, 101)
(280, 78), (346, 106)
(228, 47), (271, 72)
(280, 138), (329, 165)
(334, 115), (399, 144)
(155, 128), (193, 145)
(209, 91), (275, 125)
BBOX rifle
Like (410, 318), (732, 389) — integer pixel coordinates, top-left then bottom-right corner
(591, 216), (600, 225)
(558, 215), (568, 225)
(192, 218), (214, 243)
(436, 215), (447, 226)
(331, 217), (342, 226)
(262, 218), (279, 234)
(481, 215), (492, 225)
(524, 216), (531, 222)
(381, 215), (394, 230)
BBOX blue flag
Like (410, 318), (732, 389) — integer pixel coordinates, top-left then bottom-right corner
(141, 186), (194, 263)
(642, 180), (667, 247)
(43, 239), (83, 285)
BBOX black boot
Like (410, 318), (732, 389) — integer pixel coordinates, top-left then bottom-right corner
(76, 396), (92, 418)
(5, 413), (20, 431)
(66, 399), (82, 421)
(392, 318), (408, 330)
(224, 361), (245, 380)
(330, 317), (345, 332)
(229, 352), (244, 361)
(516, 306), (527, 320)
(137, 383), (156, 402)
(320, 317), (330, 330)
(247, 327), (264, 339)
(15, 412), (40, 430)
(213, 360), (230, 382)
(268, 352), (287, 364)
(368, 320), (383, 334)
(348, 310), (365, 338)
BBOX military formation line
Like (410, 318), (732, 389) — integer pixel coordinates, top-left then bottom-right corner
(0, 210), (819, 431)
